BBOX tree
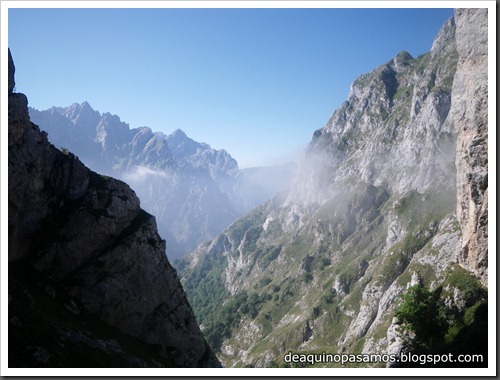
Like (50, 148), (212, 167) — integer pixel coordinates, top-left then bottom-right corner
(395, 284), (446, 349)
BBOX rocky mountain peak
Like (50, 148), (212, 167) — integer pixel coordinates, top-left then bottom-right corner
(171, 128), (188, 138)
(80, 100), (92, 109)
(63, 101), (101, 129)
(391, 51), (414, 72)
(394, 50), (413, 61)
(166, 128), (209, 159)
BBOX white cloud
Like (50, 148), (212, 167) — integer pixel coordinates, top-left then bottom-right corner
(123, 165), (169, 183)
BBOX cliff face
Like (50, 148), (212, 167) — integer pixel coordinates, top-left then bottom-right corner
(452, 8), (488, 284)
(177, 9), (488, 368)
(8, 50), (220, 367)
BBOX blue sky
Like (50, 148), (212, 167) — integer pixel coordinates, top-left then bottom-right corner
(8, 5), (454, 168)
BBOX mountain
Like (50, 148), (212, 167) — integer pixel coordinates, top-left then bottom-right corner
(29, 105), (297, 258)
(176, 9), (488, 368)
(8, 49), (220, 367)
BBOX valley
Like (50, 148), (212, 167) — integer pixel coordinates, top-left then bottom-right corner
(176, 8), (489, 368)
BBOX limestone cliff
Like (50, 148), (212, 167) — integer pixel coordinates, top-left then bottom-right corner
(452, 8), (488, 285)
(8, 50), (220, 368)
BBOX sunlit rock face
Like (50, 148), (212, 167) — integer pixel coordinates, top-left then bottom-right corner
(177, 9), (488, 368)
(8, 49), (220, 368)
(451, 8), (488, 285)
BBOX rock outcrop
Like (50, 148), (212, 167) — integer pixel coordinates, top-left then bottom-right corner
(451, 8), (488, 285)
(8, 49), (220, 367)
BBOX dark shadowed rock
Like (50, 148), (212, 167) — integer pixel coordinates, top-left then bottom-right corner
(8, 51), (220, 367)
(8, 48), (15, 94)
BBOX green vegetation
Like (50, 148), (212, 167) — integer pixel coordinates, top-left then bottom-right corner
(177, 205), (287, 355)
(180, 251), (228, 337)
(380, 190), (456, 285)
(438, 76), (454, 91)
(395, 268), (488, 367)
(319, 257), (332, 270)
(442, 265), (487, 306)
(395, 284), (447, 348)
(395, 51), (414, 63)
(257, 276), (272, 288)
(227, 209), (266, 243)
(203, 291), (267, 352)
(393, 85), (414, 101)
(243, 226), (263, 251)
(258, 245), (281, 269)
(414, 52), (432, 75)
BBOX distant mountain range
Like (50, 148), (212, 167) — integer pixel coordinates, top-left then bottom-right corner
(29, 104), (297, 258)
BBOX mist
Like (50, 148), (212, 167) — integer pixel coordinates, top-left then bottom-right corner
(122, 165), (170, 183)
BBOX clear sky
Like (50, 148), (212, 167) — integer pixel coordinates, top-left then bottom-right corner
(8, 4), (454, 168)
